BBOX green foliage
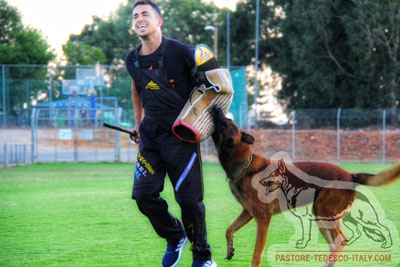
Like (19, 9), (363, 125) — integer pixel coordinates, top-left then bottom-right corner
(341, 0), (400, 108)
(0, 0), (55, 65)
(0, 0), (55, 115)
(0, 0), (22, 43)
(4, 0), (400, 116)
(64, 0), (225, 65)
(0, 29), (55, 65)
(229, 0), (276, 67)
(63, 41), (106, 65)
(66, 4), (137, 65)
(257, 0), (400, 109)
(159, 0), (223, 55)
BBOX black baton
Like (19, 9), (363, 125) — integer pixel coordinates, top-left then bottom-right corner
(103, 122), (137, 137)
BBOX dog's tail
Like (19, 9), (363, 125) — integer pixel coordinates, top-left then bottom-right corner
(353, 163), (400, 186)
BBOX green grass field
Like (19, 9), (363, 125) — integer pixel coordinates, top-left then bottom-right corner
(0, 162), (399, 266)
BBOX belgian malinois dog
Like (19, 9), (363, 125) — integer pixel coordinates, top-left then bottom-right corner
(210, 105), (400, 267)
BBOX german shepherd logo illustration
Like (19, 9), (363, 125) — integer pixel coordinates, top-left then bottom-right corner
(258, 158), (392, 249)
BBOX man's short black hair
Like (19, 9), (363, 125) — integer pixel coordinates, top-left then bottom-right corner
(133, 0), (162, 18)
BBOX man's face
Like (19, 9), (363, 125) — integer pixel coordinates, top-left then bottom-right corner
(132, 4), (163, 39)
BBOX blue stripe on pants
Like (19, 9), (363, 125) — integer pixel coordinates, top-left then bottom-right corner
(175, 152), (198, 192)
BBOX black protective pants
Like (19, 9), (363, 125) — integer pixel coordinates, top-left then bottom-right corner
(132, 117), (211, 261)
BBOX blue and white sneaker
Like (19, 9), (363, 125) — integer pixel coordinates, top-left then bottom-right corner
(162, 236), (188, 267)
(192, 259), (217, 267)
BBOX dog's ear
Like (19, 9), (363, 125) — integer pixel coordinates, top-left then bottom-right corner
(241, 131), (255, 144)
(278, 159), (286, 174)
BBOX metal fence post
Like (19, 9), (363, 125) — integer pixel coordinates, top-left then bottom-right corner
(23, 144), (27, 164)
(382, 109), (386, 163)
(18, 144), (21, 164)
(292, 111), (296, 161)
(26, 80), (30, 125)
(31, 108), (37, 163)
(95, 116), (98, 162)
(2, 64), (6, 127)
(4, 144), (7, 168)
(14, 144), (17, 164)
(73, 107), (79, 162)
(10, 144), (13, 166)
(17, 144), (21, 165)
(254, 0), (260, 129)
(337, 108), (341, 163)
(53, 109), (58, 162)
(115, 107), (122, 161)
(14, 144), (17, 165)
(20, 144), (23, 165)
(49, 73), (53, 114)
(126, 137), (130, 162)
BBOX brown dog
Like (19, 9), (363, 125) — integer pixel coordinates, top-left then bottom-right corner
(210, 105), (400, 267)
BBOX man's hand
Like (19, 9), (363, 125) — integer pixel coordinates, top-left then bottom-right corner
(130, 124), (140, 144)
(131, 80), (143, 144)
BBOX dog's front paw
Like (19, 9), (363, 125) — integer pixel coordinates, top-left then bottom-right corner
(341, 239), (349, 246)
(225, 249), (235, 260)
(381, 240), (392, 249)
(295, 239), (309, 249)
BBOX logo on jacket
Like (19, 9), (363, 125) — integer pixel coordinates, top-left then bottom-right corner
(145, 80), (160, 90)
(196, 46), (214, 66)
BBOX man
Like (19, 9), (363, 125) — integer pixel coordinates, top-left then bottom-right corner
(125, 1), (216, 267)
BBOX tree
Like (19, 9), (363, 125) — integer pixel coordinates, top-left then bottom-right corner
(228, 0), (276, 67)
(341, 0), (400, 108)
(0, 0), (55, 65)
(0, 0), (22, 43)
(226, 0), (280, 111)
(158, 0), (224, 58)
(259, 0), (400, 110)
(66, 9), (136, 65)
(64, 0), (225, 65)
(0, 0), (55, 116)
(230, 0), (400, 111)
(0, 28), (55, 65)
(63, 41), (106, 65)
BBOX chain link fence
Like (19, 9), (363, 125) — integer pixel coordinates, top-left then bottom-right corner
(1, 64), (399, 166)
(0, 64), (247, 166)
(249, 108), (400, 163)
(0, 64), (247, 128)
(1, 107), (399, 167)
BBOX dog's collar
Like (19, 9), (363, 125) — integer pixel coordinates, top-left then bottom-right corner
(230, 154), (254, 182)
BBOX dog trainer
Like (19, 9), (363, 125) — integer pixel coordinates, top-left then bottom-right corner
(125, 1), (216, 266)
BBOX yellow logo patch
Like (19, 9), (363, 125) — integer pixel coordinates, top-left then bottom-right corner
(196, 46), (214, 66)
(145, 80), (160, 90)
(137, 151), (155, 175)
